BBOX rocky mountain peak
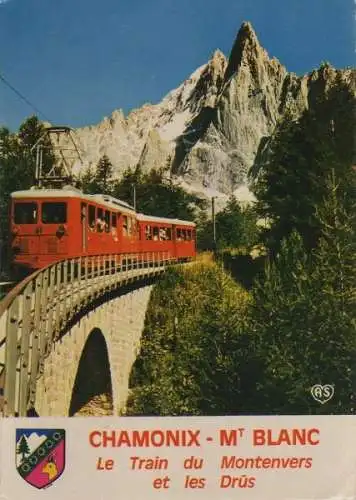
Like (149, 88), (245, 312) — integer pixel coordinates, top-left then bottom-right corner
(223, 21), (266, 83)
(185, 50), (227, 112)
(67, 21), (352, 207)
(210, 49), (227, 70)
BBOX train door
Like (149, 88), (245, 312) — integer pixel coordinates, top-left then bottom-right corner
(87, 204), (96, 254)
(172, 224), (177, 259)
(39, 200), (68, 256)
(81, 202), (87, 252)
(12, 200), (40, 256)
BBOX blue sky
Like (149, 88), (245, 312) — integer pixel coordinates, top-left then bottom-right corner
(0, 0), (354, 131)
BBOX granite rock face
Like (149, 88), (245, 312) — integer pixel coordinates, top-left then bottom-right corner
(68, 22), (354, 204)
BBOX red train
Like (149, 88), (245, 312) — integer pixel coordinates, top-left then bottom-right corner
(9, 186), (196, 273)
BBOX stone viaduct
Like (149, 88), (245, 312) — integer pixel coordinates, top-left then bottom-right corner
(0, 253), (174, 417)
(35, 284), (153, 416)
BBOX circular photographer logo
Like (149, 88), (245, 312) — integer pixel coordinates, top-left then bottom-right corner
(310, 384), (334, 404)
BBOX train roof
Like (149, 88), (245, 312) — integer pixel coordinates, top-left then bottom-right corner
(11, 188), (136, 214)
(10, 188), (195, 225)
(136, 213), (196, 227)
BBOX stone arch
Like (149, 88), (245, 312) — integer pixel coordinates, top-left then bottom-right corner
(33, 283), (154, 416)
(68, 328), (113, 416)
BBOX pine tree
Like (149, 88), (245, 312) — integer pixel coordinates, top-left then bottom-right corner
(307, 171), (356, 412)
(112, 165), (143, 207)
(17, 435), (30, 461)
(196, 210), (213, 250)
(94, 155), (113, 194)
(250, 170), (356, 413)
(215, 196), (259, 249)
(18, 115), (55, 177)
(195, 196), (259, 251)
(249, 231), (312, 413)
(112, 166), (205, 219)
(252, 76), (355, 253)
(79, 163), (97, 194)
(0, 117), (55, 250)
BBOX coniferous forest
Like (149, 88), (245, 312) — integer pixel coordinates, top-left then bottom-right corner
(127, 76), (356, 416)
(0, 75), (355, 414)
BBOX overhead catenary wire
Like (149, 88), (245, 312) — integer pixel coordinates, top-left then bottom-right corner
(0, 72), (52, 123)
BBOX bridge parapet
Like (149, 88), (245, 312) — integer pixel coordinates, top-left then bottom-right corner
(0, 252), (174, 417)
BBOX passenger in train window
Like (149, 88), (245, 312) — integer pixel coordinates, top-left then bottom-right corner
(96, 218), (105, 232)
(145, 225), (152, 240)
(88, 205), (96, 231)
(104, 210), (110, 233)
(159, 227), (166, 241)
(96, 208), (105, 232)
(123, 215), (128, 236)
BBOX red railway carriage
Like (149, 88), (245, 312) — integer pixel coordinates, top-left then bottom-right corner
(9, 187), (196, 272)
(136, 213), (196, 260)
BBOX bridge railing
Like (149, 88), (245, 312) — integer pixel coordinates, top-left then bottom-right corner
(0, 251), (175, 417)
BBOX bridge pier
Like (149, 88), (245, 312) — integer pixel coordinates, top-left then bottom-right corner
(34, 285), (154, 416)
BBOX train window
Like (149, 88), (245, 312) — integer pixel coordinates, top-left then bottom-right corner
(42, 202), (67, 224)
(14, 202), (38, 224)
(187, 230), (192, 240)
(81, 203), (87, 221)
(181, 229), (187, 240)
(97, 208), (104, 232)
(112, 213), (117, 227)
(127, 217), (132, 235)
(153, 227), (159, 241)
(176, 228), (182, 241)
(104, 210), (110, 232)
(89, 205), (96, 230)
(166, 228), (172, 240)
(145, 225), (152, 240)
(123, 215), (128, 236)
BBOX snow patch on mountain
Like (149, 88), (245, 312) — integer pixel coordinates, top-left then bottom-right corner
(158, 109), (195, 142)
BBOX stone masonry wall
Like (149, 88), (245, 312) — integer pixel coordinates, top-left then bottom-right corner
(34, 285), (153, 416)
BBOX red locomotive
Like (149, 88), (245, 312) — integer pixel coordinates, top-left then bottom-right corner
(9, 187), (196, 273)
(8, 126), (196, 275)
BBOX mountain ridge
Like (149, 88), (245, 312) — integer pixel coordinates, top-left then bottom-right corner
(68, 22), (354, 205)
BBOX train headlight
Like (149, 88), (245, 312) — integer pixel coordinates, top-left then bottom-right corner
(56, 225), (66, 238)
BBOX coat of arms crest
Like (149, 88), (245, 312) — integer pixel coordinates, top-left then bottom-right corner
(16, 428), (65, 489)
